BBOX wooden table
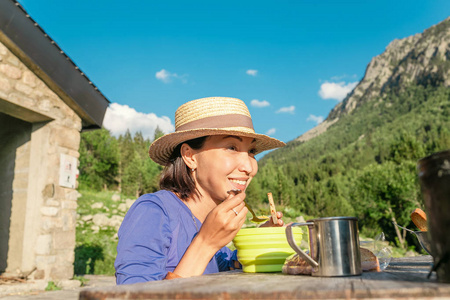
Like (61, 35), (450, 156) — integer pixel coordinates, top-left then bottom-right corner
(79, 256), (450, 299)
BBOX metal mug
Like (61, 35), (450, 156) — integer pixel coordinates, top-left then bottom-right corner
(285, 216), (362, 277)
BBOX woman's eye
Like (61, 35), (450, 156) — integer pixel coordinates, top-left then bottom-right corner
(228, 145), (237, 151)
(249, 148), (257, 155)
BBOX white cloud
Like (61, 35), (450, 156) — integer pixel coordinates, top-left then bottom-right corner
(103, 103), (175, 140)
(155, 69), (171, 83)
(307, 114), (324, 124)
(250, 99), (270, 108)
(318, 81), (358, 101)
(155, 69), (188, 84)
(246, 69), (258, 76)
(276, 106), (295, 114)
(266, 128), (276, 135)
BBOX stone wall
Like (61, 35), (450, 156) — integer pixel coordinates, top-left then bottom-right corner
(0, 40), (83, 280)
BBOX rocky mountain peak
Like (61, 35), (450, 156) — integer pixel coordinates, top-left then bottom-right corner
(296, 17), (450, 142)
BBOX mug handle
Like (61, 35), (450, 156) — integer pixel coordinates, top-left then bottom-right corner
(286, 222), (319, 269)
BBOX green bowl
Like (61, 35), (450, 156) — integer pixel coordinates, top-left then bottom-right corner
(233, 227), (303, 273)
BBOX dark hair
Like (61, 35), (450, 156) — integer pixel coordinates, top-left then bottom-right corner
(159, 136), (208, 200)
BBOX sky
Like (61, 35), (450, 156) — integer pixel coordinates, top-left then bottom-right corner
(17, 0), (450, 148)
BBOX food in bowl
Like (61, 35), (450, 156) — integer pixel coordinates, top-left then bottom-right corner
(233, 226), (304, 273)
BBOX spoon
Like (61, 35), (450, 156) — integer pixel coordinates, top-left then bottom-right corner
(393, 222), (415, 233)
(228, 189), (268, 223)
(245, 202), (269, 223)
(392, 222), (433, 255)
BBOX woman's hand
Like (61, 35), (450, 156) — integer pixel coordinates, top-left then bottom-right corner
(197, 190), (248, 251)
(173, 191), (248, 278)
(259, 211), (285, 227)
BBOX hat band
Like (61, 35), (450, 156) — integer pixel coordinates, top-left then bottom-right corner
(176, 114), (254, 132)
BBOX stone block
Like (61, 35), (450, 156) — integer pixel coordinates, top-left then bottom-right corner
(53, 185), (67, 200)
(91, 202), (104, 209)
(6, 55), (19, 66)
(61, 210), (76, 231)
(45, 199), (60, 206)
(0, 77), (11, 92)
(58, 279), (81, 289)
(65, 248), (75, 264)
(15, 82), (33, 95)
(62, 200), (77, 210)
(66, 190), (81, 201)
(91, 225), (100, 233)
(42, 183), (55, 198)
(110, 215), (124, 229)
(22, 70), (37, 87)
(66, 149), (80, 159)
(35, 255), (56, 269)
(41, 216), (63, 232)
(50, 265), (73, 280)
(33, 269), (45, 280)
(0, 43), (7, 55)
(53, 230), (75, 250)
(81, 215), (93, 222)
(38, 99), (51, 112)
(118, 203), (127, 212)
(8, 92), (34, 107)
(41, 206), (59, 217)
(41, 216), (53, 232)
(0, 90), (8, 99)
(35, 234), (52, 255)
(126, 199), (135, 209)
(51, 127), (81, 151)
(31, 88), (44, 98)
(0, 63), (22, 79)
(92, 214), (109, 227)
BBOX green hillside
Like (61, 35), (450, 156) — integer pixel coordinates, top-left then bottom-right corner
(251, 84), (450, 247)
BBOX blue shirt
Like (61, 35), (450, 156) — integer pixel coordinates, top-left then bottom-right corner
(115, 190), (238, 284)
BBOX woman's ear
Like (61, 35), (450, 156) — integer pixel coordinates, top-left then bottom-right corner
(180, 143), (197, 170)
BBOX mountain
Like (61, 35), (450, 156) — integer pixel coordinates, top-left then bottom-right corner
(251, 17), (450, 248)
(296, 17), (450, 143)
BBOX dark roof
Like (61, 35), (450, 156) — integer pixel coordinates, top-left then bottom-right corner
(0, 0), (110, 129)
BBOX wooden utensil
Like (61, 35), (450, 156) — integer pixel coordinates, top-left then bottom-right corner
(267, 192), (278, 224)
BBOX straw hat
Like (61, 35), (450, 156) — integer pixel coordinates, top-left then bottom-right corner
(149, 97), (285, 166)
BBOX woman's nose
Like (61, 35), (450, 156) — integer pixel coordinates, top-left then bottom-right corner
(238, 152), (254, 174)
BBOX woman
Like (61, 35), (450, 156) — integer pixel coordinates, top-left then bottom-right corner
(115, 97), (285, 284)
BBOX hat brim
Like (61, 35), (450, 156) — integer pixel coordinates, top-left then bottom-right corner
(149, 128), (285, 166)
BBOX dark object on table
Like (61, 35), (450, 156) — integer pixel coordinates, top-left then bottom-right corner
(418, 149), (450, 283)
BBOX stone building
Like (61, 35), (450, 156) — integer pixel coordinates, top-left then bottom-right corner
(0, 1), (109, 280)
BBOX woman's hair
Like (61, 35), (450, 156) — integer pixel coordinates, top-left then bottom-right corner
(159, 136), (208, 200)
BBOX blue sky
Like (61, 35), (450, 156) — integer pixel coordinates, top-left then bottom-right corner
(17, 0), (450, 146)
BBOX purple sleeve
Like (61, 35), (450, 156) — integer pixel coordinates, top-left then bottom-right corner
(215, 247), (240, 271)
(115, 199), (171, 284)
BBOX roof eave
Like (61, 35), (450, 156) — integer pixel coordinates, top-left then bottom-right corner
(0, 0), (110, 129)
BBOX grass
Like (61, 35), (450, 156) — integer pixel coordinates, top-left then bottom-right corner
(45, 281), (61, 291)
(75, 189), (123, 276)
(73, 275), (90, 287)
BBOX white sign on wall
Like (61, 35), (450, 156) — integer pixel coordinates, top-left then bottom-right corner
(59, 154), (78, 189)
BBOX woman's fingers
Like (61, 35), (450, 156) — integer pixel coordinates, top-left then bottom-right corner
(221, 190), (246, 210)
(258, 211), (284, 227)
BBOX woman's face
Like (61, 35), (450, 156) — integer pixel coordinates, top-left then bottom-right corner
(189, 135), (258, 204)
